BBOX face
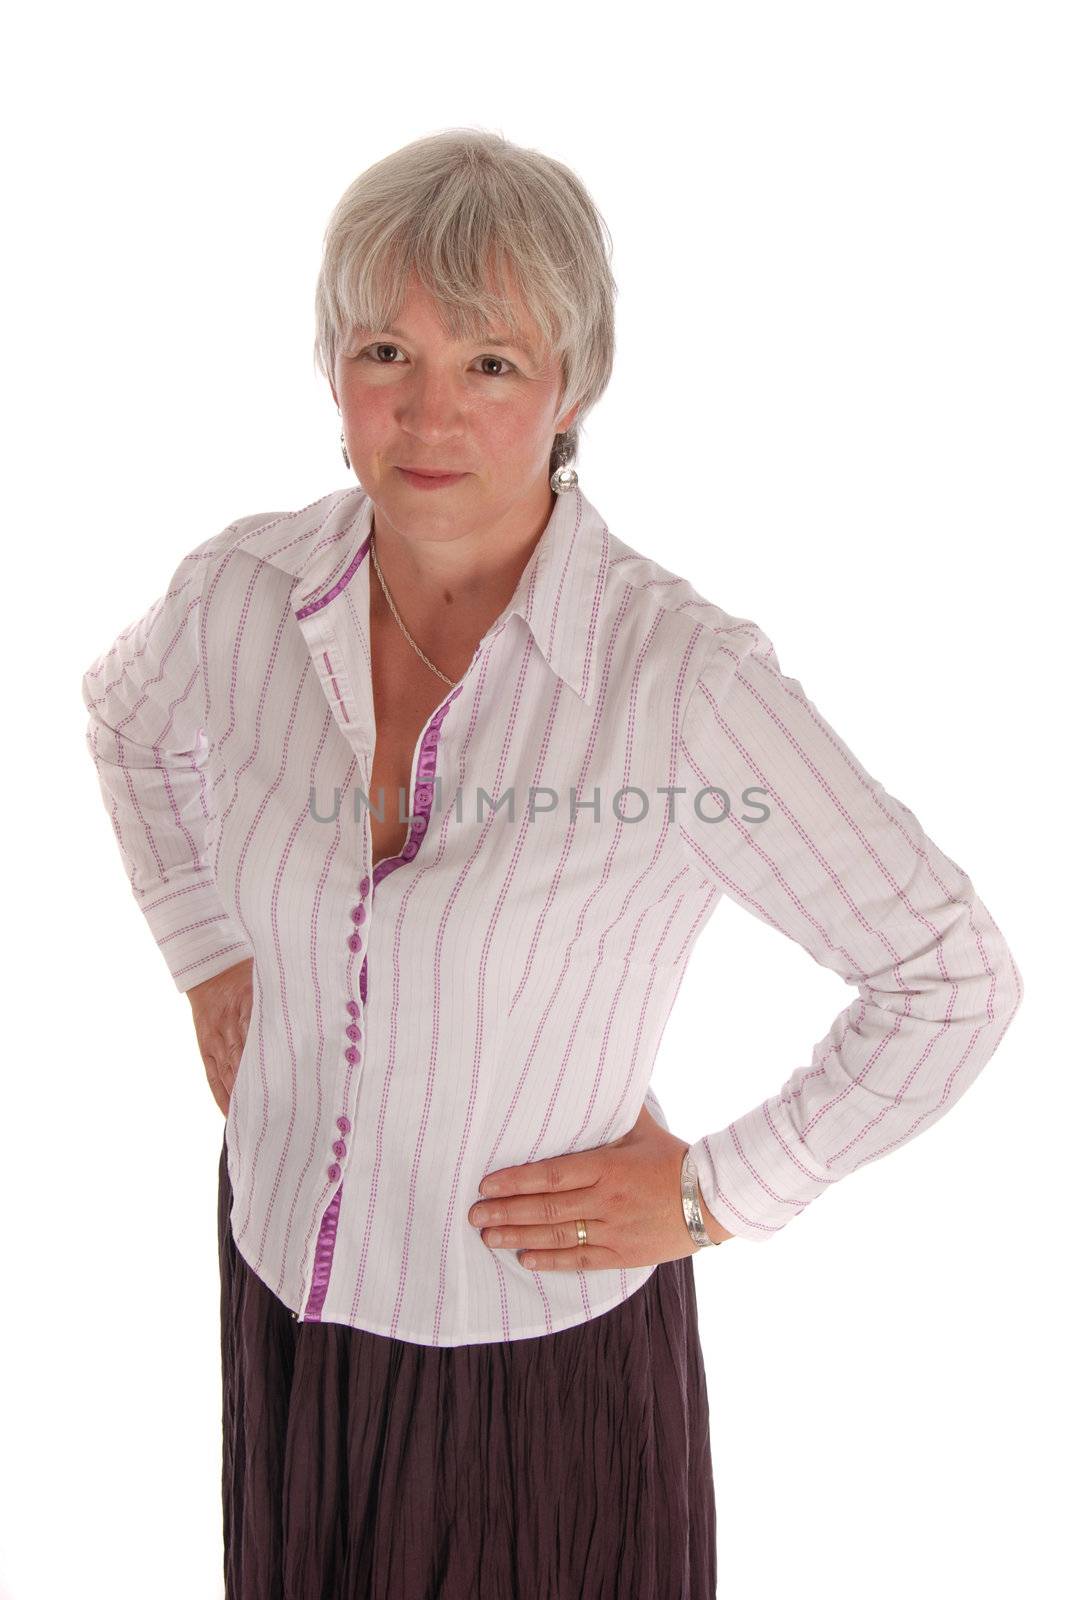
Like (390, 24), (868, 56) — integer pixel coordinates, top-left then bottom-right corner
(330, 271), (580, 551)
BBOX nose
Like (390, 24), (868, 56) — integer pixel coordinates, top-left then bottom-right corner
(397, 367), (467, 440)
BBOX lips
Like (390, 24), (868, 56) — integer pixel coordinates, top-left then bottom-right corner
(396, 466), (468, 489)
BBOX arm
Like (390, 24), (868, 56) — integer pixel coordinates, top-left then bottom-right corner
(81, 545), (255, 994)
(674, 612), (1024, 1243)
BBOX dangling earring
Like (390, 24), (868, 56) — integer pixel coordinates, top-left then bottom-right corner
(549, 426), (579, 494)
(340, 432), (350, 470)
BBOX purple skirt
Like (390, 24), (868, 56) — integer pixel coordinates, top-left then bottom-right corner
(218, 1133), (717, 1599)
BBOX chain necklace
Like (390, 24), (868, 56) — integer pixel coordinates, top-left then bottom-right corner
(369, 533), (458, 688)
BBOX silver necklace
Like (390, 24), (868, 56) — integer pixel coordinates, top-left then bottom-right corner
(369, 534), (458, 688)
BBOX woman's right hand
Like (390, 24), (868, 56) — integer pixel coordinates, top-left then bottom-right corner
(186, 957), (254, 1117)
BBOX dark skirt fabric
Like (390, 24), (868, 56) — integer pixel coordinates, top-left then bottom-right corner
(218, 1132), (717, 1599)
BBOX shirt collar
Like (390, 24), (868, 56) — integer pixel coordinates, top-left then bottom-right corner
(238, 481), (608, 706)
(493, 480), (608, 705)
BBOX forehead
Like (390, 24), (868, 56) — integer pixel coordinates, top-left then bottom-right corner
(384, 271), (547, 364)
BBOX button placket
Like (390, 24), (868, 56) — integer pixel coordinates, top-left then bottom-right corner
(327, 637), (493, 1182)
(298, 868), (372, 1322)
(298, 632), (503, 1323)
(324, 876), (371, 1184)
(334, 880), (371, 1169)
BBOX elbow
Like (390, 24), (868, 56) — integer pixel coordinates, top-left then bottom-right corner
(950, 933), (1024, 1040)
(947, 933), (1024, 1071)
(990, 937), (1025, 1034)
(909, 900), (1025, 1034)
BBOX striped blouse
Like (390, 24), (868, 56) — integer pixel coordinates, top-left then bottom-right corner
(81, 482), (1024, 1346)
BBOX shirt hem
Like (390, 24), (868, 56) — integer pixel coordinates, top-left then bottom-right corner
(281, 1261), (664, 1347)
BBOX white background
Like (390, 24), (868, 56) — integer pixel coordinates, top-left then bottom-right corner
(3, 3), (1066, 1596)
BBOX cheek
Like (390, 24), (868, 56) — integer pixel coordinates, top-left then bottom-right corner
(475, 395), (557, 455)
(340, 375), (555, 458)
(341, 384), (393, 443)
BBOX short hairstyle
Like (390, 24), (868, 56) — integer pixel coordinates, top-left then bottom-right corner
(313, 128), (617, 478)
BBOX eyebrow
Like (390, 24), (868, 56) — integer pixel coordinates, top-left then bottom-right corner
(380, 325), (540, 366)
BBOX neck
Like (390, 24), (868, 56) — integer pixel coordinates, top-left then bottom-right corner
(369, 487), (555, 655)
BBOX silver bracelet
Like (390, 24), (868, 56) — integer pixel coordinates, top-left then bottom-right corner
(681, 1149), (721, 1247)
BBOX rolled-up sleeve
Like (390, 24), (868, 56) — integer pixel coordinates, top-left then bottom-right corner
(81, 547), (255, 993)
(675, 613), (1024, 1242)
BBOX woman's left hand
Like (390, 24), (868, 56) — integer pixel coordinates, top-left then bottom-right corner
(467, 1104), (732, 1271)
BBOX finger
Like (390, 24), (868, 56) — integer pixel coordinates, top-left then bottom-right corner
(203, 1019), (244, 1094)
(479, 1153), (605, 1198)
(480, 1216), (607, 1253)
(206, 1063), (228, 1118)
(219, 1022), (245, 1077)
(224, 1047), (245, 1095)
(207, 1049), (233, 1097)
(471, 1184), (604, 1229)
(200, 1045), (230, 1115)
(516, 1245), (621, 1273)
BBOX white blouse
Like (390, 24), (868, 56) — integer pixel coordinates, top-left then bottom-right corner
(82, 482), (1023, 1346)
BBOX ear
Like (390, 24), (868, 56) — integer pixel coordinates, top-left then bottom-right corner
(555, 401), (581, 434)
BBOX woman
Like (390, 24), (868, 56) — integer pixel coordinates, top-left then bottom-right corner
(82, 129), (1023, 1599)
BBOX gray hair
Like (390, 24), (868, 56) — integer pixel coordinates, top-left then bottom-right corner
(313, 128), (617, 478)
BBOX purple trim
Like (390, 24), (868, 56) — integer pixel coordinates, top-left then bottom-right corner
(357, 681), (467, 1010)
(372, 683), (465, 890)
(302, 1183), (343, 1321)
(294, 535), (371, 620)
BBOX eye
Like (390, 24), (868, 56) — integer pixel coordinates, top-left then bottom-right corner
(358, 344), (515, 376)
(362, 343), (406, 364)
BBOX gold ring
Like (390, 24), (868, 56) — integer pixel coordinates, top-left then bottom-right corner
(575, 1218), (587, 1246)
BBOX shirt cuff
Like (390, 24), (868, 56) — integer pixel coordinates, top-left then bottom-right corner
(138, 870), (255, 993)
(687, 1113), (817, 1242)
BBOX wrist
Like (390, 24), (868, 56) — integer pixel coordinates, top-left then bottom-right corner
(696, 1188), (734, 1244)
(679, 1147), (734, 1247)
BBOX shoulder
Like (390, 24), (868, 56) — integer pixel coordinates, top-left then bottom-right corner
(178, 486), (365, 593)
(600, 527), (775, 688)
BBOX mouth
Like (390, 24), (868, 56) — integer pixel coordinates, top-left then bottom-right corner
(396, 467), (468, 488)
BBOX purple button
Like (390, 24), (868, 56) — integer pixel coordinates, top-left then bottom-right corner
(347, 932), (362, 953)
(402, 841), (417, 858)
(346, 1000), (359, 1018)
(352, 904), (366, 925)
(327, 1163), (341, 1183)
(336, 1114), (352, 1134)
(359, 875), (370, 897)
(344, 1046), (360, 1065)
(332, 1138), (347, 1159)
(345, 1023), (360, 1042)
